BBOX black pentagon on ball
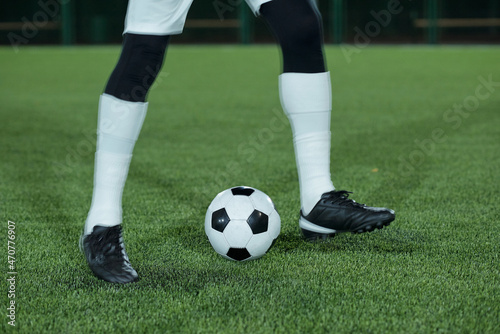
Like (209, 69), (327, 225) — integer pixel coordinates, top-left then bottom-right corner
(212, 208), (230, 232)
(227, 248), (252, 261)
(231, 186), (255, 196)
(247, 210), (269, 234)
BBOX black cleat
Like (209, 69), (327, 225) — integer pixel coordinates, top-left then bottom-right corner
(300, 190), (395, 241)
(80, 225), (138, 283)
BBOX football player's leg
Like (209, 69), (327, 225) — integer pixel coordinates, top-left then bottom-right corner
(85, 33), (169, 237)
(82, 33), (169, 283)
(257, 0), (395, 239)
(82, 0), (194, 283)
(259, 0), (334, 215)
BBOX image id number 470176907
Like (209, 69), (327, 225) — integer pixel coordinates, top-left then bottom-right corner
(7, 220), (16, 327)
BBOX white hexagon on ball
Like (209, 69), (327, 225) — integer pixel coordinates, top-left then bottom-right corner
(206, 229), (230, 256)
(214, 188), (234, 208)
(225, 196), (255, 220)
(249, 190), (275, 215)
(267, 210), (281, 240)
(223, 219), (253, 248)
(246, 232), (273, 258)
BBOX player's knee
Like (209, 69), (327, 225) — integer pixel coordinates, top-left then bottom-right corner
(281, 10), (322, 55)
(105, 34), (170, 102)
(261, 0), (325, 73)
(128, 34), (169, 69)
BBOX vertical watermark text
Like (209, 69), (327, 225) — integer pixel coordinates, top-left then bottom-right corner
(6, 220), (17, 327)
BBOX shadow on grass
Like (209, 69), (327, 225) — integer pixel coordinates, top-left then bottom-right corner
(273, 226), (429, 255)
(160, 215), (430, 261)
(134, 266), (260, 293)
(71, 263), (264, 296)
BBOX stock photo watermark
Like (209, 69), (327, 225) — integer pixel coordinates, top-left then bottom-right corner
(341, 0), (411, 64)
(205, 107), (289, 196)
(213, 0), (244, 20)
(392, 74), (499, 179)
(6, 220), (17, 327)
(7, 0), (70, 53)
(52, 70), (169, 180)
(119, 68), (169, 103)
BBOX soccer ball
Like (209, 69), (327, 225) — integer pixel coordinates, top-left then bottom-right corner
(205, 186), (280, 261)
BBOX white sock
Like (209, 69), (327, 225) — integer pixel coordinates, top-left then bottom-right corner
(279, 72), (335, 215)
(85, 94), (148, 235)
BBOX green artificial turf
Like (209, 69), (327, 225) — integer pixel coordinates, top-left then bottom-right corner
(0, 45), (499, 333)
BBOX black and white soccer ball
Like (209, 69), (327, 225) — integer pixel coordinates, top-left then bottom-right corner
(205, 186), (280, 261)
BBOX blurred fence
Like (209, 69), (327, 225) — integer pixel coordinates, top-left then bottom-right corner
(1, 0), (499, 47)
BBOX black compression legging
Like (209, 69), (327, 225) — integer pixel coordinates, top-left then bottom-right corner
(104, 33), (170, 102)
(104, 0), (325, 102)
(260, 0), (326, 73)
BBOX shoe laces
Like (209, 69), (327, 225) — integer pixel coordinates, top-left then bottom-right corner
(322, 190), (366, 208)
(92, 226), (127, 260)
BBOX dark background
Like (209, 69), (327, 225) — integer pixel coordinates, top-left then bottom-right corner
(1, 0), (499, 45)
